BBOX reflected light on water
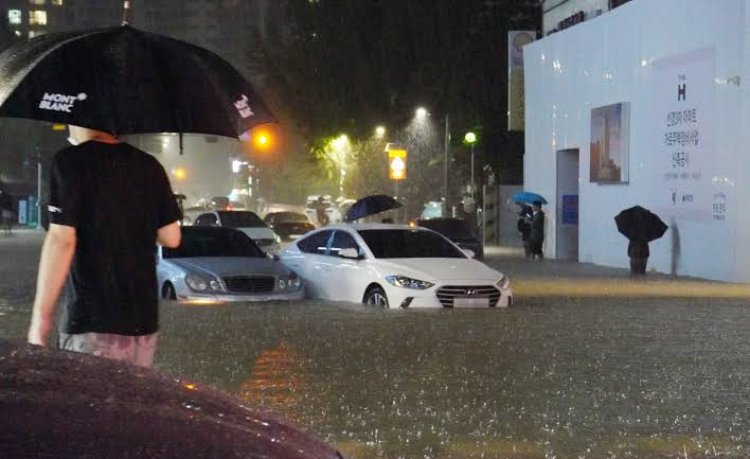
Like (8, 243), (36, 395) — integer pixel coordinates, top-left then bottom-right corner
(515, 279), (750, 298)
(180, 299), (225, 306)
(239, 341), (306, 420)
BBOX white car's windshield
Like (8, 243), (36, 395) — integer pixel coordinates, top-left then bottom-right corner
(163, 228), (265, 258)
(358, 229), (465, 259)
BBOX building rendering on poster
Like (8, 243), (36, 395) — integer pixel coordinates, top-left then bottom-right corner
(589, 102), (629, 183)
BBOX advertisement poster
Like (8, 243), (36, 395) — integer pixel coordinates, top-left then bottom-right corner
(651, 48), (715, 220)
(590, 102), (630, 183)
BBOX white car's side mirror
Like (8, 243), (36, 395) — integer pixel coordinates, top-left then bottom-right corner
(338, 248), (361, 260)
(462, 248), (476, 259)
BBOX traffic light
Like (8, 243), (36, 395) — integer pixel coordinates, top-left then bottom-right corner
(388, 149), (407, 181)
(251, 126), (275, 152)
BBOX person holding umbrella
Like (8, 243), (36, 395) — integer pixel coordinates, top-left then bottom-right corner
(614, 205), (668, 277)
(0, 22), (276, 365)
(628, 239), (649, 276)
(27, 125), (182, 367)
(529, 200), (545, 260)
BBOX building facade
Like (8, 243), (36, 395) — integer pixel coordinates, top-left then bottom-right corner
(541, 0), (633, 36)
(524, 0), (750, 282)
(3, 0), (66, 39)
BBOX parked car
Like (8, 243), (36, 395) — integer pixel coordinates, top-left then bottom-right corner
(264, 212), (316, 242)
(192, 210), (281, 254)
(279, 224), (512, 309)
(158, 226), (303, 303)
(416, 217), (484, 259)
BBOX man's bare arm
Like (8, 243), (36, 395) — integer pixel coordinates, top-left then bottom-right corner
(28, 224), (77, 346)
(157, 221), (181, 248)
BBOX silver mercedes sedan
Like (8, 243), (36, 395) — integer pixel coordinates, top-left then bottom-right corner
(157, 226), (304, 304)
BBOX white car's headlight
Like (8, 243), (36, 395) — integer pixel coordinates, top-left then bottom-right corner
(185, 274), (221, 292)
(386, 275), (434, 290)
(497, 275), (511, 290)
(274, 233), (282, 244)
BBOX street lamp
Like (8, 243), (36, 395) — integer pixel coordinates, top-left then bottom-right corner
(330, 134), (350, 197)
(464, 131), (477, 194)
(375, 125), (386, 139)
(413, 106), (450, 216)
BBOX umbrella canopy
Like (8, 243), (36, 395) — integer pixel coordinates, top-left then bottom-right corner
(512, 191), (547, 205)
(614, 205), (668, 242)
(0, 340), (340, 459)
(345, 194), (402, 222)
(0, 25), (275, 137)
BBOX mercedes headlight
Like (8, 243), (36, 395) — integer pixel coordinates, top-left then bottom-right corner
(386, 275), (434, 290)
(186, 274), (221, 292)
(186, 274), (209, 292)
(279, 272), (302, 291)
(496, 275), (511, 290)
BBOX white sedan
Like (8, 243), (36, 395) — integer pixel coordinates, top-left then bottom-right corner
(279, 224), (512, 308)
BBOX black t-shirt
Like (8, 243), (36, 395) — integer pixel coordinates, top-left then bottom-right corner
(48, 141), (181, 336)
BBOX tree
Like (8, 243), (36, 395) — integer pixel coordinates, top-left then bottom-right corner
(247, 0), (539, 209)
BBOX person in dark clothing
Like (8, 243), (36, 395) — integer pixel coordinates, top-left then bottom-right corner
(529, 200), (545, 260)
(516, 205), (532, 258)
(314, 196), (329, 227)
(628, 240), (649, 276)
(27, 126), (182, 367)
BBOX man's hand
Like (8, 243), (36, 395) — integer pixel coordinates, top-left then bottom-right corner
(27, 314), (54, 346)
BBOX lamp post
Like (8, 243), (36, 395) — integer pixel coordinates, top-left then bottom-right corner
(415, 107), (450, 217)
(464, 131), (477, 195)
(443, 114), (449, 217)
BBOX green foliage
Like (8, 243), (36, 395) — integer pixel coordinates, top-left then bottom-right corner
(247, 0), (540, 205)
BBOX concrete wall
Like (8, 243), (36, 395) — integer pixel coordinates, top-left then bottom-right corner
(525, 0), (748, 281)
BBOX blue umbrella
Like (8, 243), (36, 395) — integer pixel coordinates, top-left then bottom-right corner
(512, 191), (547, 205)
(345, 194), (402, 222)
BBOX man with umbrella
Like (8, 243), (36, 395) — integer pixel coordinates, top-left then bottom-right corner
(529, 200), (545, 260)
(615, 205), (668, 277)
(27, 125), (182, 367)
(1, 23), (275, 365)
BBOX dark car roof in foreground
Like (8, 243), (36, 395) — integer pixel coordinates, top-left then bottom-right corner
(0, 340), (342, 459)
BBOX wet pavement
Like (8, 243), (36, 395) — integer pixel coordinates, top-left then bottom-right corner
(2, 231), (750, 458)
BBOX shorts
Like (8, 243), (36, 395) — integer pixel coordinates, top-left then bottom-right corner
(59, 331), (158, 368)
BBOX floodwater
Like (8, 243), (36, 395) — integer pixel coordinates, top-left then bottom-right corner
(2, 234), (750, 457)
(148, 299), (750, 458)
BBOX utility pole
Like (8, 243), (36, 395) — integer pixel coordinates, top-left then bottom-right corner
(443, 114), (449, 217)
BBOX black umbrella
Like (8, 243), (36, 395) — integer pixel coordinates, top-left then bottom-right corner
(345, 194), (402, 222)
(614, 205), (668, 242)
(0, 340), (341, 459)
(0, 25), (275, 138)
